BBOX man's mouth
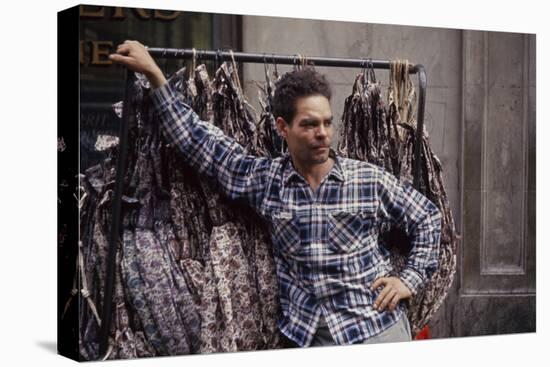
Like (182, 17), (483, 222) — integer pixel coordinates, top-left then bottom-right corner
(312, 145), (329, 150)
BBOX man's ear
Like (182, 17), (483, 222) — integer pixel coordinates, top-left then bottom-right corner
(276, 117), (289, 138)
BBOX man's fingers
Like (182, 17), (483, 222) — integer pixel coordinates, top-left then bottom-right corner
(374, 284), (394, 311)
(371, 276), (413, 312)
(114, 43), (131, 56)
(381, 289), (397, 311)
(108, 53), (126, 62)
(372, 277), (389, 310)
(121, 40), (144, 51)
(388, 293), (401, 311)
(108, 54), (135, 68)
(116, 41), (144, 54)
(371, 277), (387, 291)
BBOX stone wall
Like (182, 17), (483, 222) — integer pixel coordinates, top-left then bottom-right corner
(240, 14), (536, 338)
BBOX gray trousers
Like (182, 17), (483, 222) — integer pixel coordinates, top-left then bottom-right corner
(310, 313), (412, 347)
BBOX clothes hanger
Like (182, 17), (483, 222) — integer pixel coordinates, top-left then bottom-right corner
(368, 58), (376, 84)
(191, 48), (197, 77)
(263, 54), (273, 114)
(215, 49), (222, 71)
(272, 54), (279, 80)
(160, 48), (168, 78)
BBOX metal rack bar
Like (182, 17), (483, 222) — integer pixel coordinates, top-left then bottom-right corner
(146, 47), (426, 187)
(147, 47), (408, 70)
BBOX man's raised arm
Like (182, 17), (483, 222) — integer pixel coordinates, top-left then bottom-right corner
(109, 40), (271, 211)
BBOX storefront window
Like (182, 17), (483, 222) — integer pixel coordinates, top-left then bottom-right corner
(79, 5), (238, 169)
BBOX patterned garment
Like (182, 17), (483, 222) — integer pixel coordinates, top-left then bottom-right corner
(200, 222), (263, 352)
(150, 82), (442, 347)
(119, 135), (202, 355)
(74, 65), (283, 360)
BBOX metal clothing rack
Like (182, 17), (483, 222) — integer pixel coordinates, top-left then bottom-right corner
(98, 47), (428, 357)
(143, 47), (427, 188)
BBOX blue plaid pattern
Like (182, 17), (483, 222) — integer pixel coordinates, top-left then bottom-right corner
(151, 83), (442, 347)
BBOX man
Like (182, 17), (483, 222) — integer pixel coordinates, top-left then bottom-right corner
(109, 40), (442, 347)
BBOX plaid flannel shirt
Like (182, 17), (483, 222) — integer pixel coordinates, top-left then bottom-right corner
(151, 82), (442, 347)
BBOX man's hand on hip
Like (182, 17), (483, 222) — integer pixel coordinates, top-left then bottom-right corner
(370, 276), (412, 312)
(109, 40), (167, 89)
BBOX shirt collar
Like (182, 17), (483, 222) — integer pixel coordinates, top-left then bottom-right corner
(282, 148), (346, 186)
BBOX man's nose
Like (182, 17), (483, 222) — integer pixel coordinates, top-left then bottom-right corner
(316, 124), (328, 138)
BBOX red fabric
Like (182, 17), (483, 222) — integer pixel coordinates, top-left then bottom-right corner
(415, 325), (431, 340)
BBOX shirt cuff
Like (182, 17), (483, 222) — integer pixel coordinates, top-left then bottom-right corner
(399, 267), (424, 296)
(150, 82), (180, 112)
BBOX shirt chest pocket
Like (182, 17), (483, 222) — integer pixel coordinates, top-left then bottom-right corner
(271, 211), (302, 255)
(328, 211), (374, 253)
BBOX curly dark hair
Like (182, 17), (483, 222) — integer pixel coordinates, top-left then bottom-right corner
(272, 68), (332, 125)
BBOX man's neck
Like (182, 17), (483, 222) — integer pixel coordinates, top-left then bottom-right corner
(292, 156), (335, 193)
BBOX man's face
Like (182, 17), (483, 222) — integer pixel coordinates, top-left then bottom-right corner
(277, 94), (334, 168)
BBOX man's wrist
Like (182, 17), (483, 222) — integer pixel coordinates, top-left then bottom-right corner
(399, 268), (424, 297)
(145, 67), (167, 89)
